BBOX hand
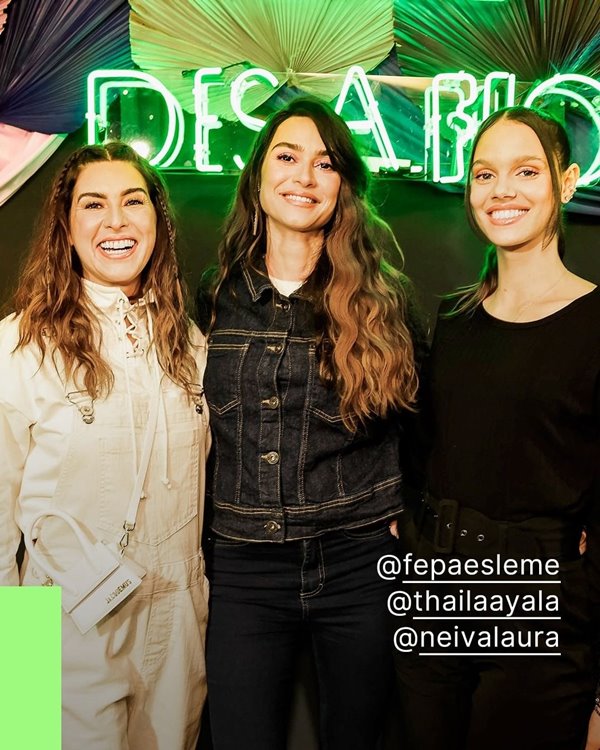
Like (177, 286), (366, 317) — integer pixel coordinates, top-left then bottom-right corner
(389, 519), (399, 538)
(585, 707), (600, 750)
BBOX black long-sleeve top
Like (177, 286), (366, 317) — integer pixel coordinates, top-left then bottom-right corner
(428, 288), (600, 520)
(427, 286), (600, 622)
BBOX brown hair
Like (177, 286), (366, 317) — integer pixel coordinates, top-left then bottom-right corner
(12, 142), (198, 396)
(449, 105), (573, 316)
(212, 97), (418, 430)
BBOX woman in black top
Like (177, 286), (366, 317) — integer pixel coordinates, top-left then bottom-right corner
(395, 107), (600, 750)
(197, 98), (422, 749)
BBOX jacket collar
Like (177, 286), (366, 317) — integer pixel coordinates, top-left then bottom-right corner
(241, 257), (311, 302)
(241, 258), (273, 302)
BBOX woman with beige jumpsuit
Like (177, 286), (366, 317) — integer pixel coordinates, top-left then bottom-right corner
(0, 142), (209, 750)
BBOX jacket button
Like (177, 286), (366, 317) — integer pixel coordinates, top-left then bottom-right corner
(276, 300), (290, 312)
(262, 396), (279, 409)
(264, 520), (281, 534)
(268, 343), (283, 354)
(261, 451), (280, 464)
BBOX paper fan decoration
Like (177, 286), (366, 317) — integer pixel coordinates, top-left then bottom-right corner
(0, 124), (66, 207)
(0, 0), (132, 205)
(393, 0), (600, 209)
(0, 0), (64, 208)
(394, 0), (600, 80)
(130, 0), (394, 118)
(0, 0), (132, 133)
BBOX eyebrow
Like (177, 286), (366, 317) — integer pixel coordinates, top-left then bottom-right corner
(270, 141), (330, 157)
(75, 187), (149, 202)
(472, 155), (546, 168)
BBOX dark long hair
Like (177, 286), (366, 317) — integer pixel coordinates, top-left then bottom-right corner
(449, 105), (573, 316)
(212, 97), (418, 429)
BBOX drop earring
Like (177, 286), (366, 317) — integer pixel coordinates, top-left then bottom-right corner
(253, 186), (261, 235)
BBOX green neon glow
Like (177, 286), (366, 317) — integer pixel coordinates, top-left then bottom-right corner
(87, 70), (184, 168)
(482, 72), (516, 120)
(96, 79), (183, 165)
(129, 139), (152, 159)
(193, 68), (224, 173)
(524, 73), (600, 186)
(427, 72), (479, 183)
(230, 68), (278, 170)
(335, 65), (400, 171)
(86, 68), (600, 185)
(428, 72), (516, 184)
(230, 68), (278, 132)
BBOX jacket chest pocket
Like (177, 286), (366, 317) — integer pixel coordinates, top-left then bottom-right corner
(299, 349), (351, 501)
(307, 345), (346, 428)
(204, 343), (249, 415)
(302, 349), (400, 502)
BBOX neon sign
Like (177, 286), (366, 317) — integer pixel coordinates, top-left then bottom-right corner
(334, 65), (403, 172)
(524, 73), (600, 186)
(87, 67), (600, 185)
(425, 71), (518, 184)
(87, 70), (185, 169)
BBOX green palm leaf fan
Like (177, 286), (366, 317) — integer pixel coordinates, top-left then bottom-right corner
(393, 0), (600, 80)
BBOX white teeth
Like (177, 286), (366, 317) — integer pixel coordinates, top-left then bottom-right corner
(491, 209), (527, 220)
(100, 240), (135, 255)
(101, 240), (135, 249)
(284, 194), (315, 204)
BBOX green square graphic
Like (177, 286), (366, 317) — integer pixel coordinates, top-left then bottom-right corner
(0, 588), (61, 749)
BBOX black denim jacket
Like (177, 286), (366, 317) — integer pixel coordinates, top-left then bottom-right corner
(199, 261), (415, 542)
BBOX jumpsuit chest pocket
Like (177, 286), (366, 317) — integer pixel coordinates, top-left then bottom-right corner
(97, 424), (201, 546)
(101, 381), (205, 546)
(79, 384), (207, 545)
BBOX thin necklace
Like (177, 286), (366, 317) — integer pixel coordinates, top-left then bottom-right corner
(510, 269), (567, 322)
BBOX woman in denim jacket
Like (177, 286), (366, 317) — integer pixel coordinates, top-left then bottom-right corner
(197, 97), (423, 749)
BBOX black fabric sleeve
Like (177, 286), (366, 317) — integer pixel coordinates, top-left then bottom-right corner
(397, 277), (432, 505)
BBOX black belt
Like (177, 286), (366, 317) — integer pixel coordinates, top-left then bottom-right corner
(418, 495), (582, 561)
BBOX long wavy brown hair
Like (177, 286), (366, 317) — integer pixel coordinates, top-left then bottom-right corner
(212, 97), (418, 430)
(12, 142), (198, 396)
(447, 105), (574, 316)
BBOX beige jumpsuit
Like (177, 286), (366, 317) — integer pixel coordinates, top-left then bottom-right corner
(0, 280), (210, 750)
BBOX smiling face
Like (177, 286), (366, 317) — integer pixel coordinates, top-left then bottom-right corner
(469, 119), (562, 253)
(259, 116), (342, 240)
(69, 160), (157, 296)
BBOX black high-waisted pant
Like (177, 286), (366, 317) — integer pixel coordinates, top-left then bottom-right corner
(393, 507), (597, 750)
